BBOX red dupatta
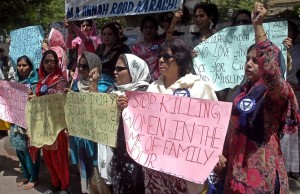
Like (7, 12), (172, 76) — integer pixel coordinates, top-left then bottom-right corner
(36, 61), (66, 96)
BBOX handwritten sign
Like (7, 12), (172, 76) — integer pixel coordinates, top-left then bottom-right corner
(66, 0), (183, 20)
(193, 21), (288, 91)
(65, 92), (119, 147)
(9, 26), (44, 69)
(0, 80), (28, 128)
(122, 91), (232, 183)
(26, 94), (67, 148)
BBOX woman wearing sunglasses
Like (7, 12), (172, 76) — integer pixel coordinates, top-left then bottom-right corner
(31, 50), (70, 194)
(67, 51), (114, 194)
(99, 54), (151, 194)
(144, 37), (221, 193)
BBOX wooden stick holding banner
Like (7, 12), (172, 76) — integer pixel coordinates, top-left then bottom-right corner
(0, 80), (29, 128)
(65, 92), (119, 147)
(122, 91), (232, 184)
(26, 94), (67, 148)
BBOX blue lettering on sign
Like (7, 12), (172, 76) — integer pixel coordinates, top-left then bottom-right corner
(67, 7), (73, 19)
(148, 0), (156, 11)
(75, 7), (80, 17)
(155, 0), (162, 11)
(135, 0), (146, 13)
(111, 2), (134, 15)
(96, 4), (109, 15)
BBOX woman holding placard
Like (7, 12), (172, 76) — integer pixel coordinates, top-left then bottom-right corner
(34, 50), (70, 194)
(10, 55), (40, 190)
(222, 3), (299, 193)
(144, 37), (222, 193)
(67, 51), (113, 194)
(105, 54), (151, 194)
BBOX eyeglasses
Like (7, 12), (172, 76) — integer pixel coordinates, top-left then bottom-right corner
(157, 53), (175, 61)
(77, 64), (89, 70)
(44, 59), (55, 64)
(235, 19), (251, 25)
(115, 66), (128, 72)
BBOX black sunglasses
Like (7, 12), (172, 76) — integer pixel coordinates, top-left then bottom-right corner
(77, 64), (89, 70)
(115, 66), (128, 72)
(157, 53), (175, 61)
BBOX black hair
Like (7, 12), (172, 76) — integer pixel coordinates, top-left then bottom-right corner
(41, 49), (59, 66)
(112, 22), (128, 42)
(288, 20), (299, 39)
(81, 19), (93, 26)
(101, 22), (120, 42)
(193, 2), (219, 28)
(159, 37), (195, 77)
(140, 16), (159, 31)
(231, 9), (252, 26)
(17, 55), (33, 69)
(0, 48), (5, 53)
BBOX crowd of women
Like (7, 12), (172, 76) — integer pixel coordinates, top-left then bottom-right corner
(0, 1), (299, 194)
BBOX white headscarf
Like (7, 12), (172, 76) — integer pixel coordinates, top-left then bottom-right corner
(77, 51), (102, 92)
(98, 54), (151, 183)
(112, 54), (151, 95)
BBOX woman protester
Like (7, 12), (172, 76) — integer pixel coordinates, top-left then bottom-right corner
(231, 9), (252, 26)
(107, 54), (151, 194)
(68, 51), (113, 194)
(34, 50), (70, 194)
(10, 55), (40, 190)
(42, 28), (68, 80)
(144, 37), (220, 193)
(65, 19), (101, 80)
(223, 3), (299, 193)
(96, 23), (131, 80)
(167, 2), (219, 49)
(132, 16), (164, 81)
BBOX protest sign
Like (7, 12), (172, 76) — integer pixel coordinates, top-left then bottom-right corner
(9, 25), (44, 69)
(65, 92), (119, 147)
(193, 21), (288, 91)
(26, 94), (67, 148)
(122, 91), (232, 183)
(66, 0), (183, 20)
(0, 80), (28, 128)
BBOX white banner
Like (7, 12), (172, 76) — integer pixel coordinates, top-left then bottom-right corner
(65, 0), (183, 21)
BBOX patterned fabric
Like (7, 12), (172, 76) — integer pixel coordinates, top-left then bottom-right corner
(108, 56), (150, 193)
(110, 87), (148, 194)
(96, 43), (131, 79)
(223, 40), (299, 194)
(132, 38), (164, 81)
(36, 57), (67, 96)
(10, 128), (27, 151)
(114, 54), (151, 95)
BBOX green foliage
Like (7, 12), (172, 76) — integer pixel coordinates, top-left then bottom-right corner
(210, 0), (255, 21)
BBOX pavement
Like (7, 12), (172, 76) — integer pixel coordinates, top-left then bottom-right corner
(1, 135), (300, 194)
(0, 136), (81, 194)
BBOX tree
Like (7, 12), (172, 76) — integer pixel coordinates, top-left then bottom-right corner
(211, 0), (256, 22)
